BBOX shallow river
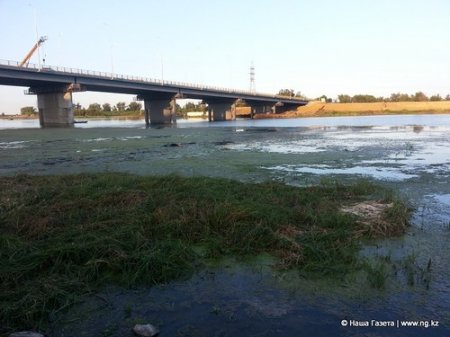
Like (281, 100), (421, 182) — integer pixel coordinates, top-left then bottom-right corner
(1, 115), (449, 336)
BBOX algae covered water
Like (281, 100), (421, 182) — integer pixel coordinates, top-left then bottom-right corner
(1, 115), (449, 336)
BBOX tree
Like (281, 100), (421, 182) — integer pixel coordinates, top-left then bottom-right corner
(116, 102), (126, 112)
(20, 106), (37, 115)
(102, 103), (112, 112)
(390, 93), (411, 102)
(73, 103), (85, 117)
(446, 94), (450, 101)
(87, 103), (102, 115)
(429, 94), (442, 101)
(184, 102), (197, 111)
(277, 89), (295, 97)
(338, 94), (352, 103)
(295, 91), (307, 99)
(413, 92), (428, 102)
(128, 102), (142, 111)
(352, 94), (378, 103)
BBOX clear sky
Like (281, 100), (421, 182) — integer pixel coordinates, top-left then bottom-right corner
(0, 0), (449, 114)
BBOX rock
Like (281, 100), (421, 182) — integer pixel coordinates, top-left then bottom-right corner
(132, 323), (159, 337)
(213, 140), (234, 145)
(9, 332), (44, 337)
(163, 143), (181, 147)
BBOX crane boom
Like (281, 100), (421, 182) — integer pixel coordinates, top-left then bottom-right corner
(19, 36), (47, 67)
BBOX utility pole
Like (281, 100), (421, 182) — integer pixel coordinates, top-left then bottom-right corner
(249, 61), (255, 93)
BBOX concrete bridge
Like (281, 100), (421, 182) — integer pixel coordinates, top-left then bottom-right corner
(0, 60), (308, 127)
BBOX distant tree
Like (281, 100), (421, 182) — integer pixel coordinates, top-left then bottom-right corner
(429, 94), (442, 101)
(128, 102), (142, 111)
(295, 91), (307, 99)
(446, 94), (450, 101)
(73, 103), (85, 117)
(338, 94), (352, 103)
(20, 106), (37, 115)
(87, 103), (102, 115)
(175, 103), (185, 118)
(184, 102), (198, 111)
(102, 103), (112, 112)
(413, 91), (428, 102)
(389, 93), (400, 102)
(277, 89), (295, 97)
(352, 94), (378, 103)
(116, 102), (126, 112)
(390, 93), (411, 102)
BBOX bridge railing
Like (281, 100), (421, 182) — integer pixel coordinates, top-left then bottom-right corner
(0, 59), (306, 101)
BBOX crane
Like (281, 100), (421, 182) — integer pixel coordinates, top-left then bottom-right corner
(19, 36), (47, 67)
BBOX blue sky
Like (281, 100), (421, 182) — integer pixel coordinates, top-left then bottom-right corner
(1, 0), (449, 114)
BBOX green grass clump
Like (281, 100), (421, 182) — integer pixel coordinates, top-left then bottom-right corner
(0, 173), (408, 333)
(364, 261), (389, 289)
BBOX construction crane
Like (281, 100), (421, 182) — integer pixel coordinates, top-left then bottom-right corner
(19, 36), (47, 67)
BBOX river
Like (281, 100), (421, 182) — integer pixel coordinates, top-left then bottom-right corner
(1, 114), (449, 336)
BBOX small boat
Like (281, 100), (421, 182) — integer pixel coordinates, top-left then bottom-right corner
(74, 120), (88, 124)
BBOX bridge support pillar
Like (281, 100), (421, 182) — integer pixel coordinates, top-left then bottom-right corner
(37, 91), (74, 127)
(251, 104), (274, 117)
(143, 98), (176, 126)
(207, 100), (236, 121)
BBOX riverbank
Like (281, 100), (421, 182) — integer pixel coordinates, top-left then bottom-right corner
(0, 173), (407, 335)
(252, 101), (450, 119)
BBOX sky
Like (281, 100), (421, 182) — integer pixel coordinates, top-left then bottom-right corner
(0, 0), (449, 114)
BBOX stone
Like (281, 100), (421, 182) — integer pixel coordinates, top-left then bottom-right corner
(9, 332), (44, 337)
(132, 323), (159, 337)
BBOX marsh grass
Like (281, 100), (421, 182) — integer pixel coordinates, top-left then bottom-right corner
(0, 173), (408, 333)
(364, 260), (389, 289)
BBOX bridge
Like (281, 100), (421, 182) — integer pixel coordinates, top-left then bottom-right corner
(0, 59), (308, 127)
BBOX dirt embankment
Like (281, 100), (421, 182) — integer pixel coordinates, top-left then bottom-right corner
(253, 101), (450, 119)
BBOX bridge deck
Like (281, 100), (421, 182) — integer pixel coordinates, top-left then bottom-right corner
(0, 59), (307, 106)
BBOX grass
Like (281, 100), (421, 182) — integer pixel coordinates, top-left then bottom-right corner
(364, 260), (389, 289)
(0, 173), (408, 334)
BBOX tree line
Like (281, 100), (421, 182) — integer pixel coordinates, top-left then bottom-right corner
(19, 90), (450, 116)
(19, 102), (144, 116)
(337, 92), (450, 103)
(74, 102), (143, 117)
(20, 101), (208, 117)
(277, 89), (450, 103)
(175, 102), (207, 118)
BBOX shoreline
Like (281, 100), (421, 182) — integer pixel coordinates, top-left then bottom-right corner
(253, 109), (450, 119)
(3, 101), (450, 122)
(2, 110), (450, 122)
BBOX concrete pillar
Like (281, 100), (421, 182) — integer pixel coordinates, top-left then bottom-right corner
(250, 104), (274, 117)
(37, 92), (74, 127)
(273, 102), (284, 114)
(208, 102), (235, 121)
(144, 98), (176, 125)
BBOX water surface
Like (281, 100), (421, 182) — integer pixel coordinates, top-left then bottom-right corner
(1, 114), (449, 336)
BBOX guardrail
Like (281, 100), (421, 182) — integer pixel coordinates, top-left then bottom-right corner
(0, 59), (306, 101)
